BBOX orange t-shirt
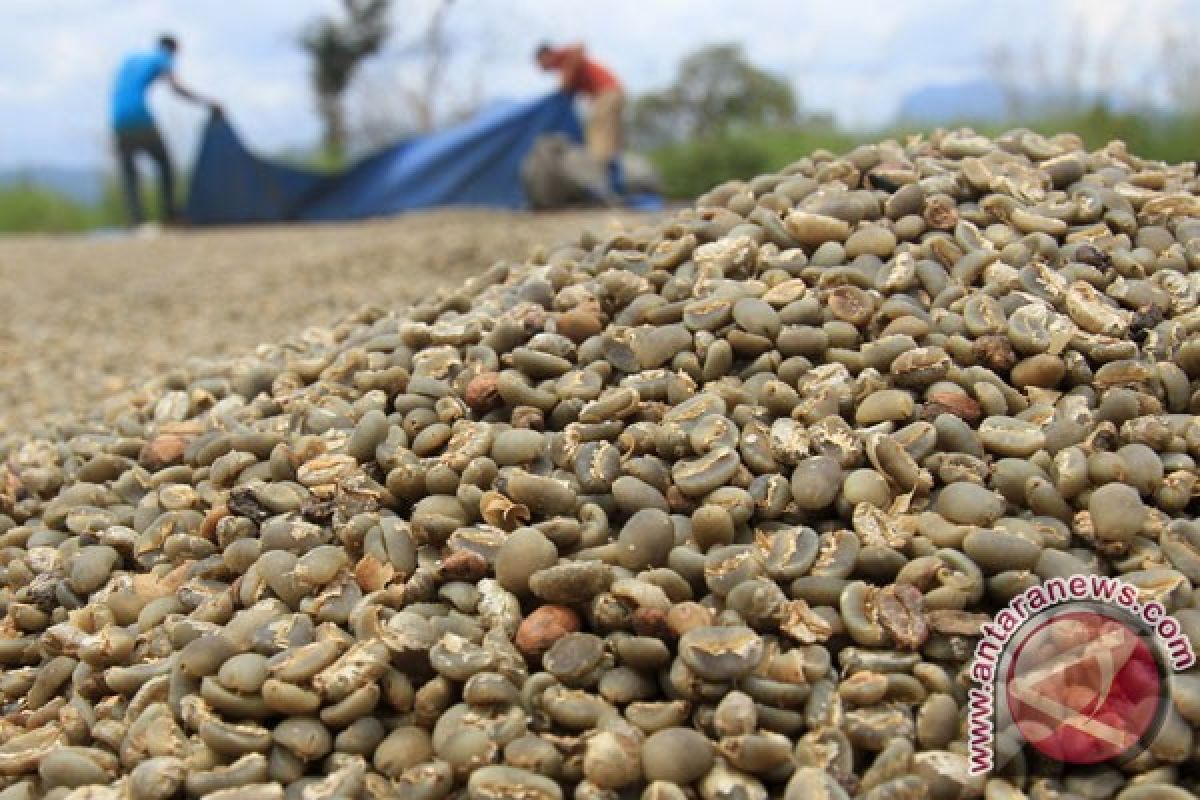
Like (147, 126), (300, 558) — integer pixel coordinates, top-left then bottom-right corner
(544, 47), (621, 95)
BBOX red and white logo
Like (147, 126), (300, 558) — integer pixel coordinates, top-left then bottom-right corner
(967, 575), (1195, 776)
(1005, 609), (1162, 765)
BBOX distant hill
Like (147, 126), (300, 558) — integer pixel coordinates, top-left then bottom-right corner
(896, 79), (1009, 123)
(896, 78), (1139, 124)
(0, 166), (108, 206)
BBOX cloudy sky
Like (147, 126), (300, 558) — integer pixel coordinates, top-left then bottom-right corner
(1, 0), (1196, 170)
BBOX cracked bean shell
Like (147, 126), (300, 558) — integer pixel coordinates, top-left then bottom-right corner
(678, 625), (764, 681)
(468, 766), (563, 800)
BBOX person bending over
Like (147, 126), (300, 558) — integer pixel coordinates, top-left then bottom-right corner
(536, 42), (626, 198)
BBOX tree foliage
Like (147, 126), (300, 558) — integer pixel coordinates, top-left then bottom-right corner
(630, 44), (798, 148)
(300, 0), (392, 159)
(350, 0), (469, 149)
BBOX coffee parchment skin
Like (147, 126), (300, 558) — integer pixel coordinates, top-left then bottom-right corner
(4, 128), (1200, 799)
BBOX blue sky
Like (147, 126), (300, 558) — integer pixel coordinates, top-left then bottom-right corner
(1, 0), (1196, 169)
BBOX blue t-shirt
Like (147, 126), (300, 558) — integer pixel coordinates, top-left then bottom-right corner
(111, 49), (174, 131)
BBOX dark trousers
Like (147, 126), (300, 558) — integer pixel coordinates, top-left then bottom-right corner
(115, 125), (175, 225)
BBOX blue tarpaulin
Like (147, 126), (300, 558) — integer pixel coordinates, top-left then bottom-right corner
(184, 91), (585, 225)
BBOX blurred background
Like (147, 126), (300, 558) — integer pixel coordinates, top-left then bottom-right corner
(3, 0), (1200, 231)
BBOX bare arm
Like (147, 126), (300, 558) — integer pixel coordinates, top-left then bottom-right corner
(166, 71), (220, 110)
(558, 44), (585, 90)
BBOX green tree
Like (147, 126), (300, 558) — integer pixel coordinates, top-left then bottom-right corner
(300, 0), (392, 161)
(631, 44), (798, 148)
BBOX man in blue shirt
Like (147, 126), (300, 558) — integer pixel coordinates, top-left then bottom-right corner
(111, 35), (219, 225)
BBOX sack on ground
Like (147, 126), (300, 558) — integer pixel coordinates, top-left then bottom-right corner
(521, 134), (662, 209)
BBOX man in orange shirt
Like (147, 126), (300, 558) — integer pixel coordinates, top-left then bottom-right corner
(536, 42), (625, 197)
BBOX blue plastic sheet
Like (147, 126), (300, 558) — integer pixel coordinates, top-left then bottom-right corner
(185, 91), (587, 225)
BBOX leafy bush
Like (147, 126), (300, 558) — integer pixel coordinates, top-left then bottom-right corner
(649, 125), (858, 199)
(651, 135), (772, 199)
(630, 44), (799, 148)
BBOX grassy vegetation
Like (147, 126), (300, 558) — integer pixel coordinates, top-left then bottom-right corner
(650, 124), (858, 199)
(0, 185), (111, 233)
(649, 107), (1200, 199)
(0, 181), (178, 234)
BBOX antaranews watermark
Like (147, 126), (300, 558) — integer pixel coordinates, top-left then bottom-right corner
(967, 574), (1196, 776)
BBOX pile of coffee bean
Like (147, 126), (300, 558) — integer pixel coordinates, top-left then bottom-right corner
(3, 127), (1200, 800)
